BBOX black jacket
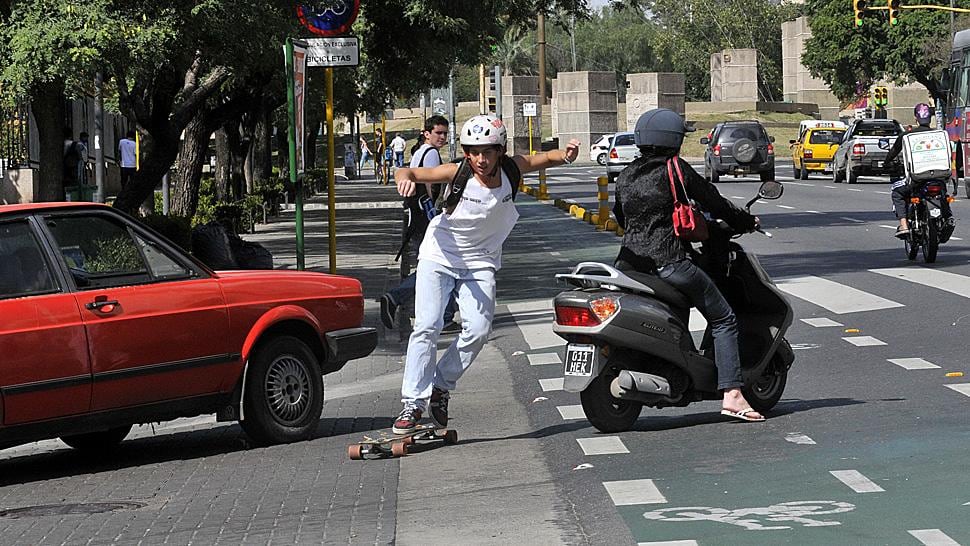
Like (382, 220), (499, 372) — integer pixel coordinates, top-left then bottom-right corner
(613, 155), (757, 271)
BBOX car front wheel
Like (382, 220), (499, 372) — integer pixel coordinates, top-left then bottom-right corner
(241, 335), (323, 446)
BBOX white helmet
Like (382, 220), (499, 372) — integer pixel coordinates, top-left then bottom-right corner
(460, 115), (507, 148)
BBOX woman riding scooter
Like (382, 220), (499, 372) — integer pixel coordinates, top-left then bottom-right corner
(612, 108), (765, 422)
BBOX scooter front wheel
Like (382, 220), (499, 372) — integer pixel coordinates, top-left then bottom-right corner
(742, 350), (789, 413)
(580, 373), (642, 433)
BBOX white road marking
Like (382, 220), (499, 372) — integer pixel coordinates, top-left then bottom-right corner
(538, 377), (565, 391)
(887, 358), (941, 370)
(557, 405), (587, 420)
(577, 436), (630, 455)
(879, 225), (897, 229)
(805, 210), (823, 214)
(785, 433), (817, 445)
(824, 185), (836, 189)
(776, 276), (904, 314)
(785, 182), (812, 186)
(638, 542), (698, 546)
(874, 191), (891, 195)
(945, 383), (970, 397)
(550, 251), (562, 256)
(846, 188), (863, 192)
(952, 236), (964, 241)
(776, 204), (795, 209)
(528, 353), (562, 366)
(842, 336), (887, 347)
(801, 317), (843, 327)
(603, 479), (668, 505)
(830, 470), (885, 493)
(730, 195), (745, 199)
(872, 267), (970, 299)
(508, 300), (563, 350)
(908, 529), (961, 546)
(840, 216), (865, 223)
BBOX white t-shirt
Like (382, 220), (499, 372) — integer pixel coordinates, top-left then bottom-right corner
(391, 136), (407, 152)
(409, 144), (441, 168)
(419, 170), (519, 270)
(119, 138), (137, 168)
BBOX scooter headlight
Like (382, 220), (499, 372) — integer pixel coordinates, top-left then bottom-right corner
(590, 296), (620, 322)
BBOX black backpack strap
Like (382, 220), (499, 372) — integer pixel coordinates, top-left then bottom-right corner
(500, 155), (522, 200)
(437, 158), (473, 214)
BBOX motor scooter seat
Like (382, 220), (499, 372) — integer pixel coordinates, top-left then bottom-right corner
(619, 269), (692, 310)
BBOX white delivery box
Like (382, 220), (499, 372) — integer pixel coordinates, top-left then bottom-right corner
(902, 129), (951, 182)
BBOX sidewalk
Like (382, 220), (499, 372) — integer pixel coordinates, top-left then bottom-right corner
(242, 173), (619, 543)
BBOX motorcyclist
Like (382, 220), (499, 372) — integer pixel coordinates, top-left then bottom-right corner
(884, 103), (954, 238)
(612, 108), (765, 423)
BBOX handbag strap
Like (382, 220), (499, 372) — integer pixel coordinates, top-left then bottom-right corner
(667, 157), (689, 204)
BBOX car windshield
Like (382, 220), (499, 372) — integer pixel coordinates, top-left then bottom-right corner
(854, 123), (900, 137)
(718, 125), (762, 141)
(809, 130), (844, 144)
(614, 134), (635, 146)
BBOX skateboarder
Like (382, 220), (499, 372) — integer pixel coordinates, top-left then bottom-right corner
(391, 114), (580, 434)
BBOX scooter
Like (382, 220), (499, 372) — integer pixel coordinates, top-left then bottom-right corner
(551, 181), (794, 433)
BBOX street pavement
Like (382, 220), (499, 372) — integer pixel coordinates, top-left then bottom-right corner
(1, 158), (970, 544)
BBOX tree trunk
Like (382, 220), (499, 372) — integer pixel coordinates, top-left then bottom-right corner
(214, 127), (231, 201)
(306, 120), (319, 171)
(169, 110), (211, 217)
(113, 130), (179, 215)
(252, 104), (273, 187)
(32, 82), (66, 202)
(225, 123), (247, 199)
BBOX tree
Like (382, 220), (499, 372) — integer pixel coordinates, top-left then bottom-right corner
(803, 0), (949, 102)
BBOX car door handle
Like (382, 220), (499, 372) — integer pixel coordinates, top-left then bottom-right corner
(85, 299), (120, 312)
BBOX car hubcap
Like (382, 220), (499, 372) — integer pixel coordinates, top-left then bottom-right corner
(265, 355), (312, 423)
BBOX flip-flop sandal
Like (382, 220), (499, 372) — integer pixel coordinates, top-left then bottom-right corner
(721, 408), (766, 422)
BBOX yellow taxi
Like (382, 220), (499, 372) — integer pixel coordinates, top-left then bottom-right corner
(790, 121), (847, 179)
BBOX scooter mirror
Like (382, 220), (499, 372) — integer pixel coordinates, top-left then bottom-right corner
(757, 181), (784, 200)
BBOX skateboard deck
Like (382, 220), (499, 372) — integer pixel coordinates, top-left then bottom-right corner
(347, 424), (458, 459)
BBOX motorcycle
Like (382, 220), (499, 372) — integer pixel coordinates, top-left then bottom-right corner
(903, 180), (955, 264)
(551, 181), (794, 433)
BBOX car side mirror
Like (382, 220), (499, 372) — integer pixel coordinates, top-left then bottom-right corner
(769, 136), (775, 143)
(700, 137), (710, 145)
(758, 181), (784, 200)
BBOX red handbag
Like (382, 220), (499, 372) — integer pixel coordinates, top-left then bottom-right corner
(668, 156), (709, 242)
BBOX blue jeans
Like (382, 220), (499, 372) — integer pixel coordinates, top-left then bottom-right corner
(658, 258), (742, 390)
(394, 151), (404, 167)
(401, 260), (496, 407)
(387, 271), (457, 323)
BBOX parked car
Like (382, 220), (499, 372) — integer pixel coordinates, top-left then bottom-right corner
(0, 203), (377, 452)
(701, 121), (775, 182)
(606, 131), (639, 183)
(590, 133), (615, 166)
(789, 121), (847, 179)
(831, 118), (904, 184)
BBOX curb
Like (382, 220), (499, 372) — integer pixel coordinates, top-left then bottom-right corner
(523, 183), (625, 237)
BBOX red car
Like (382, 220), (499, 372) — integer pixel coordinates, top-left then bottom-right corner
(0, 203), (377, 451)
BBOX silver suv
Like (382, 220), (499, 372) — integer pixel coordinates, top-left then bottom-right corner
(606, 132), (639, 183)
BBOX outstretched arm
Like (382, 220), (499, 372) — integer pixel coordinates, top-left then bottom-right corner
(512, 139), (581, 174)
(394, 162), (460, 196)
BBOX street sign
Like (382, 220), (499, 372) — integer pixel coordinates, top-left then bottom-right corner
(296, 1), (360, 37)
(523, 102), (538, 117)
(306, 37), (359, 67)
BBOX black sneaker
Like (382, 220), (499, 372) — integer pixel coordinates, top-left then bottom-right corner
(380, 294), (398, 330)
(429, 387), (449, 428)
(392, 403), (422, 434)
(440, 320), (462, 335)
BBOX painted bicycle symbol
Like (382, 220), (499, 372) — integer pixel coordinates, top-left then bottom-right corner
(643, 500), (856, 531)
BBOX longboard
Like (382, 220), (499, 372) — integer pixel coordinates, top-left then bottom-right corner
(347, 424), (458, 459)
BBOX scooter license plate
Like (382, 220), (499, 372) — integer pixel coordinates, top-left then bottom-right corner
(564, 344), (596, 377)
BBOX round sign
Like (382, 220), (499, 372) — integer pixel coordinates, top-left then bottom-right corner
(296, 1), (360, 37)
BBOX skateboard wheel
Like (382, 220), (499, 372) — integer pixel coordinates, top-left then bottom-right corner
(391, 441), (408, 457)
(348, 444), (364, 460)
(443, 429), (458, 445)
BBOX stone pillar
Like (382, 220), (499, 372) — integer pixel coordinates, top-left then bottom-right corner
(884, 82), (931, 125)
(783, 17), (841, 119)
(625, 73), (686, 131)
(710, 49), (759, 102)
(502, 75), (542, 156)
(555, 71), (618, 161)
(550, 77), (559, 139)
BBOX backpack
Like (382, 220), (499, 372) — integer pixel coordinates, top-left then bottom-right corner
(396, 146), (442, 261)
(63, 141), (81, 184)
(902, 129), (951, 183)
(434, 155), (521, 215)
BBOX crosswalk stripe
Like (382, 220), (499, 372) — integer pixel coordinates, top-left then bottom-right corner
(776, 276), (904, 314)
(843, 336), (887, 347)
(945, 383), (970, 397)
(888, 358), (940, 370)
(801, 317), (843, 327)
(908, 529), (961, 546)
(871, 267), (970, 300)
(830, 470), (885, 493)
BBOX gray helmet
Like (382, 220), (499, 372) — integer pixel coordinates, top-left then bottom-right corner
(633, 108), (694, 148)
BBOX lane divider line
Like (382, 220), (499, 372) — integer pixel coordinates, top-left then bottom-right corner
(830, 470), (885, 493)
(842, 336), (887, 347)
(801, 317), (843, 327)
(528, 353), (563, 366)
(557, 405), (587, 420)
(908, 529), (961, 546)
(577, 436), (630, 456)
(945, 383), (970, 397)
(538, 377), (565, 391)
(603, 479), (668, 505)
(887, 358), (940, 370)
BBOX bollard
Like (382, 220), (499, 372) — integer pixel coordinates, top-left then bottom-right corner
(538, 170), (549, 199)
(596, 176), (610, 229)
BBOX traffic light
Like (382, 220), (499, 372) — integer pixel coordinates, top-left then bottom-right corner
(487, 96), (497, 114)
(872, 86), (888, 107)
(888, 0), (901, 25)
(853, 0), (868, 26)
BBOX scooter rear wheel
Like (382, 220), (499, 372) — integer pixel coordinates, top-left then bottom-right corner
(580, 372), (642, 433)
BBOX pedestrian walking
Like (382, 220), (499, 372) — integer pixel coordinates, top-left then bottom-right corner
(119, 130), (137, 190)
(379, 115), (459, 335)
(391, 133), (407, 167)
(359, 136), (372, 172)
(390, 114), (581, 434)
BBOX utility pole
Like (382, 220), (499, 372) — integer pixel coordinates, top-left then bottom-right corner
(570, 16), (577, 71)
(537, 13), (547, 106)
(93, 71), (105, 203)
(448, 69), (456, 160)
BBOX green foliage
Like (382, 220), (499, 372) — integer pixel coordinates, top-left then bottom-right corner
(804, 0), (950, 102)
(85, 236), (143, 273)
